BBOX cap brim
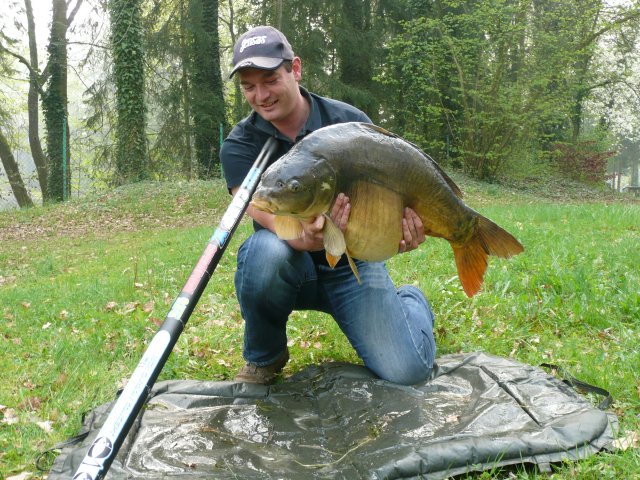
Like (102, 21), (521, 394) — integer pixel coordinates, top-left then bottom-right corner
(229, 57), (285, 79)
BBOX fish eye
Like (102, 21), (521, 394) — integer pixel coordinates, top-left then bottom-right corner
(276, 180), (285, 189)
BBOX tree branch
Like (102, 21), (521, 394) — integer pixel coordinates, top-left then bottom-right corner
(579, 8), (640, 49)
(67, 40), (109, 49)
(67, 0), (84, 25)
(0, 41), (46, 97)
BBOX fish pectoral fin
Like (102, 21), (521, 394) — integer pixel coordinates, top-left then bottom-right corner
(346, 252), (361, 284)
(325, 252), (342, 268)
(274, 216), (303, 240)
(322, 214), (346, 257)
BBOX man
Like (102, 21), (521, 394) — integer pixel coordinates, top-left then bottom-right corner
(221, 26), (436, 386)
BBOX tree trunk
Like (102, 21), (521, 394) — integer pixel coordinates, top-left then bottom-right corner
(24, 0), (49, 199)
(227, 0), (245, 124)
(189, 0), (226, 178)
(110, 0), (149, 184)
(335, 0), (377, 120)
(42, 0), (71, 202)
(0, 129), (34, 208)
(179, 0), (193, 178)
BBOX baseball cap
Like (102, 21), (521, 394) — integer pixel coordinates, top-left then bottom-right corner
(229, 26), (294, 78)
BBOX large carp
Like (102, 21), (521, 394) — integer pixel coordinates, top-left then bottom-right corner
(251, 122), (523, 297)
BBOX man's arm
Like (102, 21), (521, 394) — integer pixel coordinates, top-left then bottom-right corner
(232, 187), (423, 254)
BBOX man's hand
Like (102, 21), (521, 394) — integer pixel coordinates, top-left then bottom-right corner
(290, 193), (350, 252)
(330, 193), (350, 232)
(297, 214), (326, 251)
(399, 207), (425, 253)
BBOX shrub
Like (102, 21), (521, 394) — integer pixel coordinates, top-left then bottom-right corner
(551, 141), (616, 183)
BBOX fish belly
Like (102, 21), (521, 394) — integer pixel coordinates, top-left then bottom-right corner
(344, 181), (403, 261)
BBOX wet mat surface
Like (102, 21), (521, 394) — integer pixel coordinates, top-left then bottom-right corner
(49, 352), (617, 479)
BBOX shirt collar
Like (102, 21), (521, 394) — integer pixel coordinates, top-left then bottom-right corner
(252, 86), (321, 142)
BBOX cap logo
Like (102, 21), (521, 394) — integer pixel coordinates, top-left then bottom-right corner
(240, 36), (267, 53)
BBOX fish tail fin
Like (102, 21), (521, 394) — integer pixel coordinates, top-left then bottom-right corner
(476, 216), (524, 259)
(452, 216), (524, 297)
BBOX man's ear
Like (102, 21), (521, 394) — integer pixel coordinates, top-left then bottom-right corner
(292, 57), (302, 81)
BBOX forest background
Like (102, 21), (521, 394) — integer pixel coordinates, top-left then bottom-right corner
(1, 0), (640, 208)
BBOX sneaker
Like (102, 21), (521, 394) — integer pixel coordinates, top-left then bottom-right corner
(234, 348), (289, 385)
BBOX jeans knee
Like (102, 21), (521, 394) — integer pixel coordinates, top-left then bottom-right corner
(235, 230), (313, 303)
(373, 358), (434, 385)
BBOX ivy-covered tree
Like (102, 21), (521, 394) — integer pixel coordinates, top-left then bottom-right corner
(42, 0), (83, 201)
(110, 0), (149, 184)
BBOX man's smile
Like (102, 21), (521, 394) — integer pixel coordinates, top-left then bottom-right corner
(260, 99), (278, 108)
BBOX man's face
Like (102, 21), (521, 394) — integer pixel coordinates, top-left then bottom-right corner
(238, 59), (302, 123)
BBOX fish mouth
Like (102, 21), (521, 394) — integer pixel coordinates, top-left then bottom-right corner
(250, 198), (275, 213)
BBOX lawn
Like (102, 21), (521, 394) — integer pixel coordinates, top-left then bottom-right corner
(0, 178), (638, 479)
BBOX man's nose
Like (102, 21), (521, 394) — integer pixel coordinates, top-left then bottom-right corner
(255, 84), (271, 101)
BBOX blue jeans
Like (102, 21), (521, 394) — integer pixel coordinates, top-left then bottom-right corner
(234, 229), (436, 385)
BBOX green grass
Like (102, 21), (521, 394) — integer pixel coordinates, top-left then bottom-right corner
(1, 179), (639, 479)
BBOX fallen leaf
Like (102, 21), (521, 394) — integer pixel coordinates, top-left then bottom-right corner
(142, 301), (155, 313)
(18, 396), (41, 411)
(445, 414), (460, 423)
(1, 408), (19, 425)
(134, 282), (144, 289)
(104, 301), (118, 311)
(117, 377), (129, 390)
(313, 342), (322, 349)
(42, 322), (52, 330)
(217, 359), (231, 367)
(21, 302), (31, 309)
(23, 380), (35, 390)
(0, 275), (17, 286)
(613, 431), (639, 451)
(148, 317), (162, 327)
(59, 310), (69, 319)
(122, 302), (139, 314)
(6, 472), (33, 480)
(36, 420), (54, 433)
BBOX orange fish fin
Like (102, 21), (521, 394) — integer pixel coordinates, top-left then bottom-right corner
(476, 216), (524, 259)
(274, 216), (303, 240)
(452, 238), (488, 298)
(453, 216), (524, 297)
(325, 252), (342, 268)
(346, 252), (361, 284)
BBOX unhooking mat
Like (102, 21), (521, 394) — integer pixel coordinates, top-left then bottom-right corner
(47, 352), (617, 479)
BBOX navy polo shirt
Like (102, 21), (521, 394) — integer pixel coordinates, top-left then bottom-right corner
(221, 87), (371, 192)
(220, 87), (371, 267)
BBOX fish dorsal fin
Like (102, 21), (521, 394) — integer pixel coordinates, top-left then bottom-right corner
(274, 216), (303, 240)
(361, 123), (463, 199)
(419, 150), (463, 198)
(361, 123), (399, 139)
(322, 213), (346, 257)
